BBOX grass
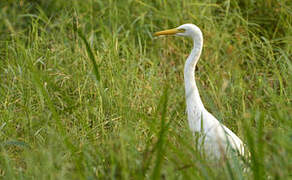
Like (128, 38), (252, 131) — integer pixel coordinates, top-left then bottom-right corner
(0, 0), (291, 179)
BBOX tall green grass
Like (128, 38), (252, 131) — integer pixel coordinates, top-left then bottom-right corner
(0, 0), (291, 179)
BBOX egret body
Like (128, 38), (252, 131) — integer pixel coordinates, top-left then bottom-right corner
(154, 24), (245, 158)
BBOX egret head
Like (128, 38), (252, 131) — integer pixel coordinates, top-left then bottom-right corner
(154, 23), (202, 39)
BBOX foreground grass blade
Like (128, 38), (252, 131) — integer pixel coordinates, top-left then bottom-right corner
(77, 29), (100, 82)
(152, 85), (169, 180)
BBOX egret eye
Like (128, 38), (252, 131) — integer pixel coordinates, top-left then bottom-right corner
(178, 28), (185, 33)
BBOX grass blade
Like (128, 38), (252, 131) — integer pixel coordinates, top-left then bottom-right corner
(151, 85), (169, 180)
(77, 29), (100, 82)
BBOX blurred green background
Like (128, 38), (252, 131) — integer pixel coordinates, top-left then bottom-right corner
(0, 0), (291, 179)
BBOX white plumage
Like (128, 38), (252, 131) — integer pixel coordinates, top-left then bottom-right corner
(154, 24), (245, 159)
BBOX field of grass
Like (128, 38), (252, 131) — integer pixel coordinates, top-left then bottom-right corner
(0, 0), (291, 179)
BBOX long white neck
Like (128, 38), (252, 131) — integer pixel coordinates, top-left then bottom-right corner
(184, 33), (205, 131)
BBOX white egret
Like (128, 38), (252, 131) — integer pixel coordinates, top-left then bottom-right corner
(154, 24), (245, 159)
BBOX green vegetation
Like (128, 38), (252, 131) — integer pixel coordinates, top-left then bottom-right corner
(0, 0), (291, 179)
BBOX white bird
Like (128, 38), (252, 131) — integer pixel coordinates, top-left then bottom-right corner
(154, 24), (245, 159)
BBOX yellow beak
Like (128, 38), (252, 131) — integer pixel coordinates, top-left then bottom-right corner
(154, 28), (180, 36)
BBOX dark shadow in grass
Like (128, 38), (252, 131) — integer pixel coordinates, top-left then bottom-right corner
(1, 140), (31, 149)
